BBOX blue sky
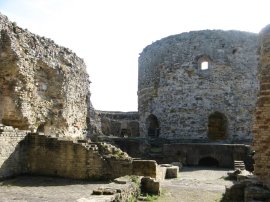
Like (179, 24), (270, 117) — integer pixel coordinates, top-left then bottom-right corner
(0, 0), (269, 111)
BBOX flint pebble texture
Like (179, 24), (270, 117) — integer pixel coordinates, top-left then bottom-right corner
(138, 30), (259, 142)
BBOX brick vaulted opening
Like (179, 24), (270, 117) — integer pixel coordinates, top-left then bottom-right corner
(208, 112), (227, 140)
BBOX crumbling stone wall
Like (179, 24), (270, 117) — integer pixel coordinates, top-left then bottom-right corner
(26, 134), (133, 180)
(253, 24), (270, 188)
(97, 111), (139, 137)
(0, 13), (90, 139)
(138, 30), (259, 142)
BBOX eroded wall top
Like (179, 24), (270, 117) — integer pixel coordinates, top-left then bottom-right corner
(0, 13), (90, 139)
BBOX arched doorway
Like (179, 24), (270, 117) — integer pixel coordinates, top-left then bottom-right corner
(208, 112), (227, 140)
(146, 114), (160, 138)
(199, 157), (219, 167)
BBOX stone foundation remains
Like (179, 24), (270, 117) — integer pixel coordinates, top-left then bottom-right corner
(0, 125), (160, 180)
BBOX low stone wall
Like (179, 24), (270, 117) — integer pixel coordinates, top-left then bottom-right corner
(0, 127), (159, 181)
(26, 134), (133, 180)
(0, 125), (28, 179)
(110, 138), (252, 169)
(162, 143), (251, 168)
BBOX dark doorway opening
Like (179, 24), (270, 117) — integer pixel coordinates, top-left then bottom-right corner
(208, 112), (227, 140)
(120, 129), (131, 137)
(199, 157), (219, 167)
(146, 114), (160, 138)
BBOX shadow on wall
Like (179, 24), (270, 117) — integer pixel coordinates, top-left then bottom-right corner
(198, 157), (219, 167)
(0, 135), (28, 179)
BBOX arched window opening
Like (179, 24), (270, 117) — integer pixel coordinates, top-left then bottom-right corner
(146, 114), (160, 138)
(208, 112), (227, 140)
(199, 157), (219, 167)
(196, 55), (211, 71)
(201, 61), (209, 70)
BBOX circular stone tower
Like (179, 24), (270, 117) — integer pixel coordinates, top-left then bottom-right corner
(138, 30), (259, 142)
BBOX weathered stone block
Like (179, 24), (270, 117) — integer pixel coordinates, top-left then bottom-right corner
(132, 160), (157, 178)
(141, 176), (160, 195)
(165, 166), (179, 179)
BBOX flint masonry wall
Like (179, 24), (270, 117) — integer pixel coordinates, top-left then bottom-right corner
(253, 25), (270, 188)
(0, 14), (90, 139)
(138, 30), (259, 142)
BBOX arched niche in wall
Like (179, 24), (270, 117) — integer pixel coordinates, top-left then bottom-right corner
(196, 55), (212, 70)
(146, 114), (160, 138)
(208, 111), (227, 140)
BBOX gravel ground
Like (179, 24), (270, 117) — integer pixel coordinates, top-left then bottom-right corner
(0, 176), (126, 202)
(0, 167), (233, 202)
(156, 166), (234, 202)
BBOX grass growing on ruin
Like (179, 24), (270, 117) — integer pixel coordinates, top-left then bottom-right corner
(145, 194), (159, 201)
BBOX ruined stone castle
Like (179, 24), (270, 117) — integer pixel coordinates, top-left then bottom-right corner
(0, 13), (157, 181)
(0, 11), (270, 197)
(138, 30), (259, 142)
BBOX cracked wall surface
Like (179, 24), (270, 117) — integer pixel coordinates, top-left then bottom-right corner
(0, 13), (90, 139)
(138, 30), (259, 142)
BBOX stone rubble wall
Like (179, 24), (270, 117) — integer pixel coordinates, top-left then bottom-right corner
(138, 30), (259, 142)
(0, 125), (29, 179)
(95, 111), (140, 137)
(253, 24), (270, 188)
(0, 13), (90, 139)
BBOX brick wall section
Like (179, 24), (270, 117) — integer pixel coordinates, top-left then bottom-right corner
(253, 24), (270, 187)
(0, 126), (159, 180)
(0, 125), (28, 179)
(26, 134), (133, 180)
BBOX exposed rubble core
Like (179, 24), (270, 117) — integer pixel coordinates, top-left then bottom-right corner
(138, 30), (259, 142)
(0, 14), (90, 139)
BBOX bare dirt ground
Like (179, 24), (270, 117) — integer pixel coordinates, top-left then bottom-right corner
(0, 176), (123, 202)
(0, 167), (233, 202)
(157, 166), (233, 202)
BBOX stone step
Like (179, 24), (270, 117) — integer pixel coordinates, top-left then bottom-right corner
(234, 160), (246, 170)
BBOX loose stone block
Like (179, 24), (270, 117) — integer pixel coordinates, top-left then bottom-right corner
(141, 176), (160, 195)
(165, 166), (179, 179)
